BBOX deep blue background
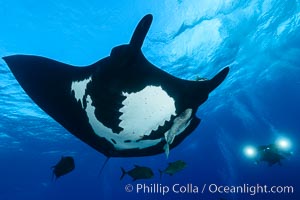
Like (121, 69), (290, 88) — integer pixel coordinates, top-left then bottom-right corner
(0, 0), (299, 199)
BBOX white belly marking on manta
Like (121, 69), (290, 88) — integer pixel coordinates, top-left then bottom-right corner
(119, 85), (176, 137)
(71, 77), (92, 107)
(71, 80), (178, 150)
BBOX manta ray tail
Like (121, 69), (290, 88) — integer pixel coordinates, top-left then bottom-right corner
(158, 169), (163, 179)
(98, 157), (110, 177)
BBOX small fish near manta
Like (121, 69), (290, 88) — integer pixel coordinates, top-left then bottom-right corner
(52, 156), (75, 180)
(120, 160), (187, 181)
(3, 14), (229, 158)
(159, 160), (186, 178)
(120, 165), (154, 181)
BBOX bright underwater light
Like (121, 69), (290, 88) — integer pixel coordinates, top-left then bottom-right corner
(276, 137), (291, 151)
(243, 146), (257, 158)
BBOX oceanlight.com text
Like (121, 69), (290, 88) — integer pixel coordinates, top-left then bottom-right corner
(207, 183), (294, 196)
(124, 183), (294, 196)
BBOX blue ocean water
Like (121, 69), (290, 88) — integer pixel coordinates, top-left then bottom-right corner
(0, 0), (299, 199)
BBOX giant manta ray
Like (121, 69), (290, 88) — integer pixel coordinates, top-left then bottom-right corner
(3, 14), (229, 158)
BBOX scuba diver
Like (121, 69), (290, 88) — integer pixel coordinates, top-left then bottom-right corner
(244, 138), (293, 166)
(255, 144), (292, 166)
